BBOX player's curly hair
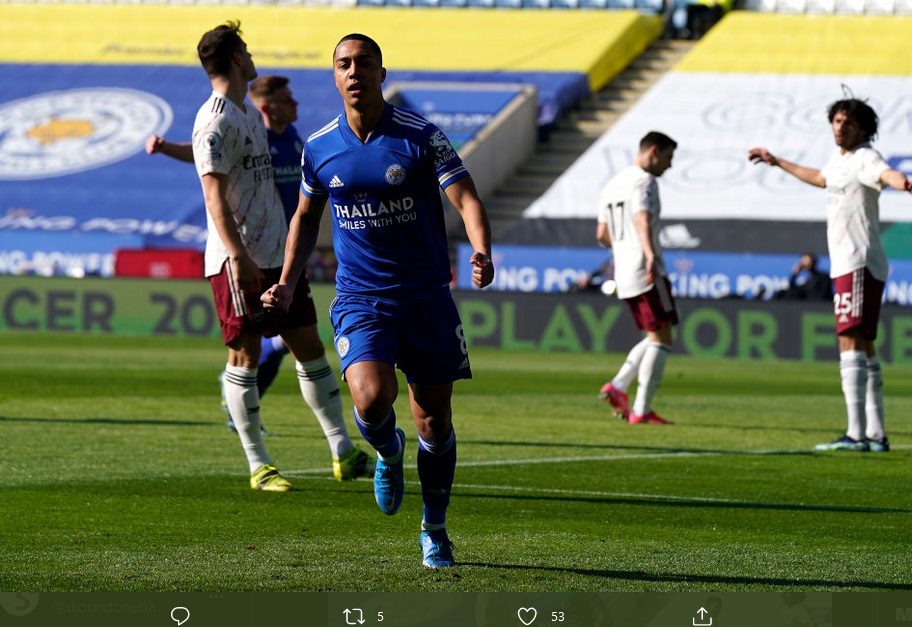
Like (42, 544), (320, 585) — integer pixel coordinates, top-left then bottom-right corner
(828, 98), (879, 142)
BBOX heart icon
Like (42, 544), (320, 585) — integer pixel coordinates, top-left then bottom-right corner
(518, 607), (537, 626)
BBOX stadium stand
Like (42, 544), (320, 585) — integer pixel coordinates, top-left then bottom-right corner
(472, 9), (912, 304)
(4, 0), (911, 308)
(505, 11), (912, 275)
(8, 1), (909, 276)
(2, 0), (909, 14)
(803, 0), (834, 13)
(0, 4), (663, 277)
(485, 38), (692, 238)
(350, 0), (665, 9)
(739, 0), (909, 12)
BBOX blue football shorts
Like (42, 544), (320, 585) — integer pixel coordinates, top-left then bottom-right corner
(329, 292), (472, 384)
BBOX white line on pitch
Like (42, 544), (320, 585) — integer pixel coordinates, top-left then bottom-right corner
(283, 472), (910, 512)
(458, 450), (729, 467)
(446, 482), (912, 513)
(449, 482), (741, 503)
(282, 448), (808, 478)
(284, 444), (909, 479)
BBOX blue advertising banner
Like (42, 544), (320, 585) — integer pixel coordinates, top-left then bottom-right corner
(0, 62), (581, 277)
(1, 64), (218, 276)
(460, 243), (912, 305)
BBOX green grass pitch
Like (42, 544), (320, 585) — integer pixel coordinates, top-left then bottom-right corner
(1, 331), (909, 591)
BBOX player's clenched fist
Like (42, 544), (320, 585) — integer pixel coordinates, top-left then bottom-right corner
(261, 283), (292, 313)
(470, 252), (494, 289)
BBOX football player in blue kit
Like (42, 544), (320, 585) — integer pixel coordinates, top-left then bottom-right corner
(262, 33), (494, 569)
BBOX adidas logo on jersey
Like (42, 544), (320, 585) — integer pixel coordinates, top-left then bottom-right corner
(329, 175), (344, 188)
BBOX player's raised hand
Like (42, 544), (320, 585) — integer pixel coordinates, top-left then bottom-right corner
(748, 147), (778, 167)
(261, 283), (293, 313)
(470, 252), (494, 289)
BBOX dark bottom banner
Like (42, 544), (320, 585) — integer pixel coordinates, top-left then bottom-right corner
(1, 591), (909, 627)
(453, 290), (912, 365)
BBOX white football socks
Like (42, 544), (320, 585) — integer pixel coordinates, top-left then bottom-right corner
(631, 342), (670, 416)
(612, 338), (651, 392)
(296, 356), (352, 458)
(865, 356), (885, 441)
(839, 350), (867, 441)
(223, 364), (271, 473)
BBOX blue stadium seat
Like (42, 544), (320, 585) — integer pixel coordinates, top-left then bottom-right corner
(439, 0), (468, 6)
(413, 0), (442, 6)
(522, 0), (551, 7)
(466, 0), (496, 7)
(550, 0), (580, 7)
(634, 0), (665, 12)
(494, 0), (523, 7)
(578, 0), (608, 7)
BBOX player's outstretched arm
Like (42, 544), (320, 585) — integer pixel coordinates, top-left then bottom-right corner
(748, 147), (825, 188)
(445, 176), (494, 289)
(880, 168), (912, 194)
(145, 135), (194, 163)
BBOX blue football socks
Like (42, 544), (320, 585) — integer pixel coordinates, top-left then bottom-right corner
(257, 336), (289, 397)
(417, 428), (456, 526)
(355, 408), (401, 460)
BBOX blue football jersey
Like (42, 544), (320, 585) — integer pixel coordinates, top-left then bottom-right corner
(268, 125), (305, 225)
(301, 104), (469, 297)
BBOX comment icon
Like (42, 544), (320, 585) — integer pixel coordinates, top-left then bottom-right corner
(171, 606), (191, 625)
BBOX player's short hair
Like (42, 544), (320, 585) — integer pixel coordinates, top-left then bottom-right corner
(827, 98), (879, 141)
(640, 131), (677, 153)
(334, 33), (383, 66)
(249, 75), (290, 102)
(198, 20), (245, 78)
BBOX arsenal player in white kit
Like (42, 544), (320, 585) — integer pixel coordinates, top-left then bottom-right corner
(596, 131), (678, 426)
(749, 97), (912, 453)
(192, 22), (368, 491)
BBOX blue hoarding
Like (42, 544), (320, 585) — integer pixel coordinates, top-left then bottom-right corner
(458, 243), (912, 305)
(0, 63), (583, 277)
